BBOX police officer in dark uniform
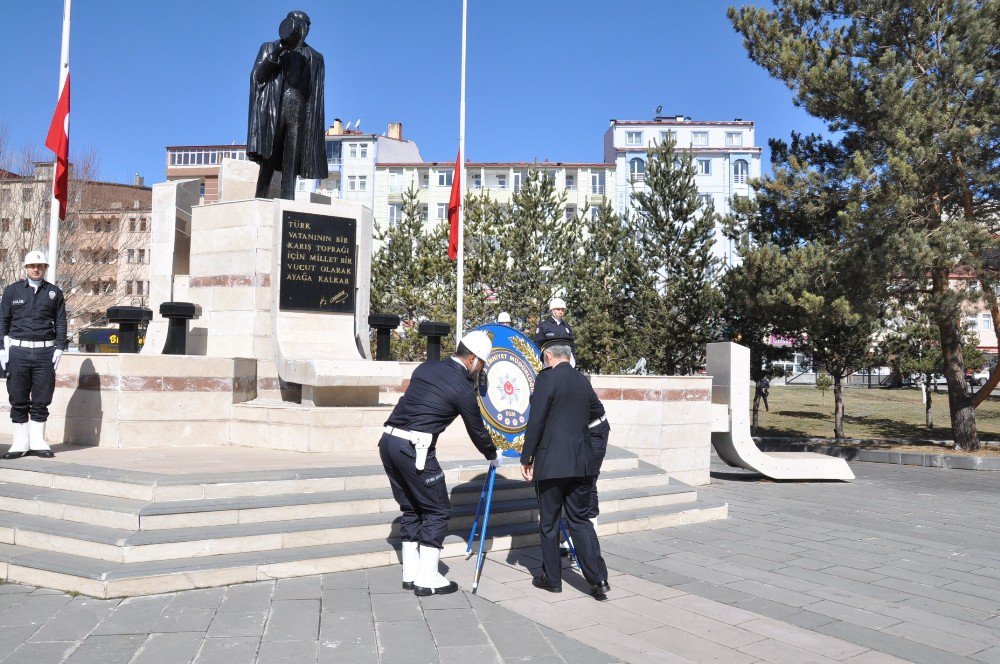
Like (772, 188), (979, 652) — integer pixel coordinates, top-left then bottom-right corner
(520, 342), (610, 600)
(379, 330), (498, 596)
(1, 251), (67, 459)
(534, 297), (573, 349)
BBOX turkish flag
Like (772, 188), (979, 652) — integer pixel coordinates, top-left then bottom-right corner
(447, 152), (461, 261)
(45, 73), (70, 221)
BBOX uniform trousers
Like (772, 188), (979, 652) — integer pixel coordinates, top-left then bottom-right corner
(378, 433), (451, 549)
(536, 476), (608, 587)
(6, 346), (56, 423)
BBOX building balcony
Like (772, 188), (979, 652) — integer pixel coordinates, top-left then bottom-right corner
(590, 185), (606, 195)
(327, 158), (342, 171)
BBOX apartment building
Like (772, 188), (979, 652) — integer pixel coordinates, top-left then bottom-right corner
(165, 145), (250, 204)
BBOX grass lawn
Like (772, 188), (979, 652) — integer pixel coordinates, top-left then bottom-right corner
(755, 385), (1000, 447)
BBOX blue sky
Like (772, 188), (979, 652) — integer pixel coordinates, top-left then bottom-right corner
(1, 0), (826, 184)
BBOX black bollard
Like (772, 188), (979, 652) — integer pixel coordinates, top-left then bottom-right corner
(368, 314), (400, 361)
(417, 321), (451, 361)
(160, 302), (203, 355)
(106, 306), (154, 354)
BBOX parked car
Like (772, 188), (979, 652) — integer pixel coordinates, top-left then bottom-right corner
(968, 369), (992, 387)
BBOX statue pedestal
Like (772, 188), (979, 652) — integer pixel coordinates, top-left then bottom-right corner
(185, 197), (400, 404)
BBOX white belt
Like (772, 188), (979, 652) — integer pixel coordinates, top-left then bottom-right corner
(589, 415), (607, 429)
(9, 339), (54, 348)
(383, 426), (434, 470)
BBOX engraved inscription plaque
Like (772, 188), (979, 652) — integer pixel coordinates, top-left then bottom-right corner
(279, 210), (356, 313)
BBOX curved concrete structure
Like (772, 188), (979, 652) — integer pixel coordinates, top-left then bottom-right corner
(706, 342), (855, 481)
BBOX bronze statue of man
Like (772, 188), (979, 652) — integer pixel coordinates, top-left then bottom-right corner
(247, 10), (328, 200)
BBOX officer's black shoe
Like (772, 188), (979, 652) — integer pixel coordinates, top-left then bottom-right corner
(27, 450), (55, 459)
(2, 452), (26, 460)
(413, 580), (458, 597)
(401, 581), (415, 590)
(591, 581), (611, 601)
(531, 576), (562, 593)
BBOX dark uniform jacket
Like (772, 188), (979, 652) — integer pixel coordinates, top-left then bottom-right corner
(384, 358), (497, 460)
(521, 362), (606, 482)
(534, 316), (574, 348)
(0, 280), (68, 350)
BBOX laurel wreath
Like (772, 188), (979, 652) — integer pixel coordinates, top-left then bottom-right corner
(510, 336), (543, 373)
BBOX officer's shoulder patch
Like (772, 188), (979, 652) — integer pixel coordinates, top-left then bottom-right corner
(48, 291), (55, 300)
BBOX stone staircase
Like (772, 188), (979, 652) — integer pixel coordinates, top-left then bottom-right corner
(0, 446), (727, 598)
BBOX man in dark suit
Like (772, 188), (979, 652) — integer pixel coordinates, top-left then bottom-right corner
(520, 342), (610, 600)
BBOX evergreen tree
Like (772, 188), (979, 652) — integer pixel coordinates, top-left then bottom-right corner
(631, 136), (722, 375)
(461, 190), (507, 330)
(729, 0), (1000, 449)
(566, 200), (646, 373)
(371, 184), (454, 360)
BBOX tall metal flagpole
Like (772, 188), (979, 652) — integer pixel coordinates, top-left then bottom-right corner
(48, 0), (71, 285)
(456, 0), (468, 339)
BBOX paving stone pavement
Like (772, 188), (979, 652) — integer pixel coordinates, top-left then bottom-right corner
(1, 457), (998, 663)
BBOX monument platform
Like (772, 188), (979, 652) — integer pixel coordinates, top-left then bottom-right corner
(0, 444), (726, 598)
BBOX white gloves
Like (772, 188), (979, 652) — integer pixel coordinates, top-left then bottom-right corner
(489, 455), (503, 469)
(52, 349), (63, 370)
(0, 347), (6, 371)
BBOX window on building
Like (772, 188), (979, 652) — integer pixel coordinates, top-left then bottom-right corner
(136, 281), (144, 295)
(692, 131), (709, 147)
(348, 143), (358, 158)
(360, 144), (368, 159)
(388, 203), (402, 226)
(496, 175), (507, 189)
(472, 173), (482, 189)
(1, 219), (9, 232)
(697, 159), (712, 175)
(421, 205), (429, 223)
(590, 205), (599, 221)
(591, 172), (606, 194)
(22, 188), (32, 202)
(733, 159), (749, 184)
(199, 181), (205, 196)
(140, 219), (147, 231)
(966, 316), (979, 330)
(565, 173), (576, 191)
(420, 172), (430, 189)
(358, 176), (367, 191)
(629, 158), (646, 182)
(138, 249), (146, 264)
(514, 171), (524, 192)
(565, 205), (576, 221)
(91, 281), (100, 295)
(659, 130), (677, 144)
(169, 153), (176, 166)
(103, 281), (115, 294)
(725, 132), (744, 147)
(625, 131), (643, 146)
(129, 219), (136, 232)
(22, 218), (31, 231)
(127, 249), (135, 263)
(698, 194), (713, 207)
(126, 280), (133, 295)
(347, 176), (357, 191)
(982, 313), (993, 331)
(437, 203), (447, 220)
(437, 170), (453, 187)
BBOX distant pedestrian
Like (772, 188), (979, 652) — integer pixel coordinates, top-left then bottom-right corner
(756, 376), (771, 412)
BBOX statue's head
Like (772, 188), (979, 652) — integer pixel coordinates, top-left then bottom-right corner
(287, 10), (311, 38)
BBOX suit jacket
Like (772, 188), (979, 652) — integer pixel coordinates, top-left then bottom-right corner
(520, 362), (606, 481)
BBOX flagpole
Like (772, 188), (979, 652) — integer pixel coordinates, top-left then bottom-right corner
(48, 0), (71, 285)
(456, 0), (468, 340)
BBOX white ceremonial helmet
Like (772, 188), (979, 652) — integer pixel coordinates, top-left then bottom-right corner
(548, 297), (567, 311)
(497, 312), (512, 324)
(23, 250), (49, 266)
(460, 330), (493, 362)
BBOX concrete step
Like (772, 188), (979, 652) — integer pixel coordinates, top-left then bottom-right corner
(0, 446), (641, 501)
(0, 480), (699, 563)
(0, 498), (728, 598)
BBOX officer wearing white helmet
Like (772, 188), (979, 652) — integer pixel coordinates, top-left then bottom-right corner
(497, 312), (512, 326)
(534, 297), (574, 354)
(379, 330), (499, 596)
(1, 251), (67, 459)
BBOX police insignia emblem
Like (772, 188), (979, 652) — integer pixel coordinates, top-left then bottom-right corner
(471, 324), (542, 457)
(48, 291), (55, 300)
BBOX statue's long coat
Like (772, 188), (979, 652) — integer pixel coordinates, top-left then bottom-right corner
(246, 40), (328, 180)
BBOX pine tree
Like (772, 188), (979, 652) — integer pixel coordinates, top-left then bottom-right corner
(729, 0), (1000, 449)
(631, 137), (722, 375)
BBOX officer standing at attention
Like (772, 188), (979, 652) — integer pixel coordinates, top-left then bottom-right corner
(497, 312), (512, 326)
(380, 330), (499, 596)
(520, 342), (610, 600)
(534, 297), (573, 349)
(1, 251), (67, 459)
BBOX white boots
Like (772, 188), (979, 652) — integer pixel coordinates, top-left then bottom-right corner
(413, 545), (458, 596)
(401, 541), (419, 590)
(3, 421), (53, 460)
(28, 421), (52, 456)
(4, 422), (29, 458)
